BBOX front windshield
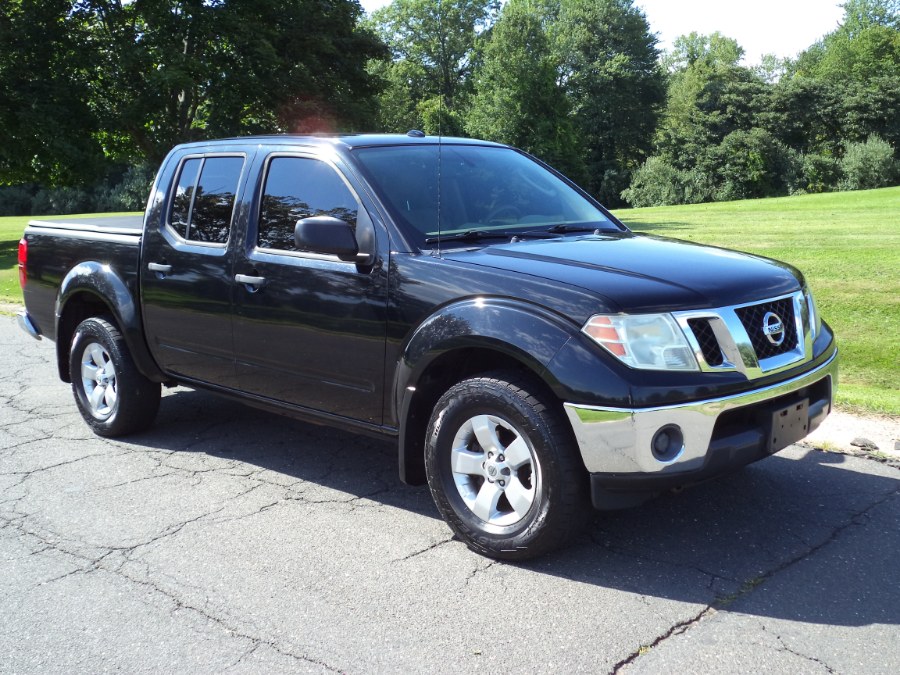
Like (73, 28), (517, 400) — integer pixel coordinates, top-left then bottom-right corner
(351, 144), (617, 247)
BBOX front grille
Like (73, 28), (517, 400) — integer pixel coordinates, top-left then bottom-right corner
(688, 318), (725, 366)
(735, 297), (798, 360)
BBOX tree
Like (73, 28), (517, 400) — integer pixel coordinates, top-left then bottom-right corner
(662, 31), (744, 73)
(465, 0), (578, 173)
(0, 1), (104, 185)
(82, 0), (386, 165)
(550, 0), (665, 204)
(0, 0), (386, 186)
(838, 0), (899, 36)
(368, 0), (499, 132)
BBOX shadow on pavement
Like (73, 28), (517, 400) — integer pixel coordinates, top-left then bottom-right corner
(128, 386), (899, 629)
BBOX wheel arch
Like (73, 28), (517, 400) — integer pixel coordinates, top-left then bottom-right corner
(55, 262), (166, 383)
(394, 298), (578, 485)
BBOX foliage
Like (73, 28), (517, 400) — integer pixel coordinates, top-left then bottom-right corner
(622, 0), (900, 207)
(712, 129), (797, 201)
(839, 135), (897, 190)
(619, 157), (687, 207)
(0, 164), (158, 216)
(0, 0), (386, 189)
(465, 0), (579, 173)
(550, 0), (665, 204)
(0, 0), (105, 185)
(796, 154), (843, 194)
(368, 0), (498, 131)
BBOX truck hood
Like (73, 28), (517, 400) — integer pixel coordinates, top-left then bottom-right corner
(444, 232), (803, 312)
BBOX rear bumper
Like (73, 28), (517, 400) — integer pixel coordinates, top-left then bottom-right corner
(16, 311), (42, 341)
(563, 348), (837, 508)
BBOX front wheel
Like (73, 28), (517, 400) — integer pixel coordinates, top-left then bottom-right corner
(425, 372), (591, 560)
(70, 315), (161, 437)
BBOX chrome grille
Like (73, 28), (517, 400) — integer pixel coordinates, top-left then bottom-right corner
(674, 291), (811, 380)
(687, 318), (724, 367)
(734, 297), (798, 360)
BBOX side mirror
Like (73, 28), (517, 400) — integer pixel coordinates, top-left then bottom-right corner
(294, 216), (359, 262)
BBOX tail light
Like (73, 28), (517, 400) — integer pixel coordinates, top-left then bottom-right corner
(18, 238), (27, 289)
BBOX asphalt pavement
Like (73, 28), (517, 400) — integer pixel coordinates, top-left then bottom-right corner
(1, 315), (898, 674)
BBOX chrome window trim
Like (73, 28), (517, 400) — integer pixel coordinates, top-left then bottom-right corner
(673, 290), (812, 380)
(165, 153), (247, 248)
(252, 151), (368, 262)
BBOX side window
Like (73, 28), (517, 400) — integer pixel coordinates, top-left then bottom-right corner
(170, 158), (201, 239)
(168, 156), (244, 245)
(258, 157), (358, 252)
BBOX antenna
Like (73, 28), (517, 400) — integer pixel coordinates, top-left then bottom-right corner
(436, 0), (443, 257)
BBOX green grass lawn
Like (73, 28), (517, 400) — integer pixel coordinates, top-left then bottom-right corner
(613, 186), (900, 416)
(2, 189), (898, 415)
(0, 215), (28, 305)
(0, 212), (139, 305)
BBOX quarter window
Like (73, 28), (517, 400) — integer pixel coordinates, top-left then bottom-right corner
(258, 157), (358, 251)
(168, 156), (244, 244)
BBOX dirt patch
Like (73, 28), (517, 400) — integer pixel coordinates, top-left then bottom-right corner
(802, 409), (900, 464)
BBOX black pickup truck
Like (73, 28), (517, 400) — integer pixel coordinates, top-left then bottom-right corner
(17, 133), (838, 559)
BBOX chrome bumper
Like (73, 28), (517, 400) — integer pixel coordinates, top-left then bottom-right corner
(16, 311), (42, 341)
(564, 350), (838, 475)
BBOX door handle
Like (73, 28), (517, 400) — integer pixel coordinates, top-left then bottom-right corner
(235, 273), (266, 290)
(148, 262), (172, 274)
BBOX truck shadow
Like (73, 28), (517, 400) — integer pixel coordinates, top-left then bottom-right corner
(128, 386), (900, 630)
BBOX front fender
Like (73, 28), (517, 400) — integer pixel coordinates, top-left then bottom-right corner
(395, 298), (575, 412)
(394, 298), (633, 484)
(56, 262), (166, 382)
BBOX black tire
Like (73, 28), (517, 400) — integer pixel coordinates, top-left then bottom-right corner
(69, 315), (161, 437)
(425, 371), (591, 560)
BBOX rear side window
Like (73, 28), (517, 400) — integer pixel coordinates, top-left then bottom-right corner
(258, 157), (358, 251)
(168, 156), (244, 244)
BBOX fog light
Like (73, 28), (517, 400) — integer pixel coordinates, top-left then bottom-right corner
(651, 425), (684, 462)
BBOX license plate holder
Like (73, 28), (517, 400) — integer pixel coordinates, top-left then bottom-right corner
(769, 398), (809, 453)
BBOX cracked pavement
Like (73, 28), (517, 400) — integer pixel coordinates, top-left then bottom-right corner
(1, 316), (898, 674)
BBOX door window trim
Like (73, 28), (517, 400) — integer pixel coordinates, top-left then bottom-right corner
(165, 153), (247, 249)
(252, 151), (368, 263)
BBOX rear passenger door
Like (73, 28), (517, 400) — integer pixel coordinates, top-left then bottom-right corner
(232, 152), (388, 424)
(142, 152), (249, 387)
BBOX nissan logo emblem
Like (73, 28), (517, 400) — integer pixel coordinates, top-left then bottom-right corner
(762, 311), (786, 346)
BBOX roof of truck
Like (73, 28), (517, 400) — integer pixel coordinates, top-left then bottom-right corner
(173, 133), (506, 152)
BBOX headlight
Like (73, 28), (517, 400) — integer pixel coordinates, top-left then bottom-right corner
(804, 287), (821, 339)
(583, 313), (698, 371)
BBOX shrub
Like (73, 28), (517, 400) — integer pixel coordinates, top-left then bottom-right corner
(713, 129), (797, 201)
(839, 135), (896, 191)
(30, 187), (93, 215)
(0, 185), (37, 216)
(797, 154), (842, 193)
(620, 157), (685, 207)
(95, 164), (155, 212)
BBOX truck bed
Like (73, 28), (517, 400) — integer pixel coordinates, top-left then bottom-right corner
(28, 215), (144, 235)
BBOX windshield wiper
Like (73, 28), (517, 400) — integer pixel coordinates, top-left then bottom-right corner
(544, 224), (614, 234)
(424, 229), (558, 245)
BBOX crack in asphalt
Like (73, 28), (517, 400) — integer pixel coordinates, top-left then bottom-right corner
(761, 624), (838, 674)
(611, 487), (899, 673)
(589, 531), (739, 586)
(464, 559), (498, 587)
(396, 535), (457, 562)
(1, 492), (345, 672)
(611, 606), (717, 671)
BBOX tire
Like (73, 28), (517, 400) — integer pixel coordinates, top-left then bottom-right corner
(425, 371), (591, 560)
(69, 315), (161, 437)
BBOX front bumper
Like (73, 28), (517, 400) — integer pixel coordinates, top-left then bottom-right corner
(564, 349), (837, 507)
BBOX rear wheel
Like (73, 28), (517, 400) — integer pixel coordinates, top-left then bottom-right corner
(425, 372), (591, 560)
(70, 316), (160, 437)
